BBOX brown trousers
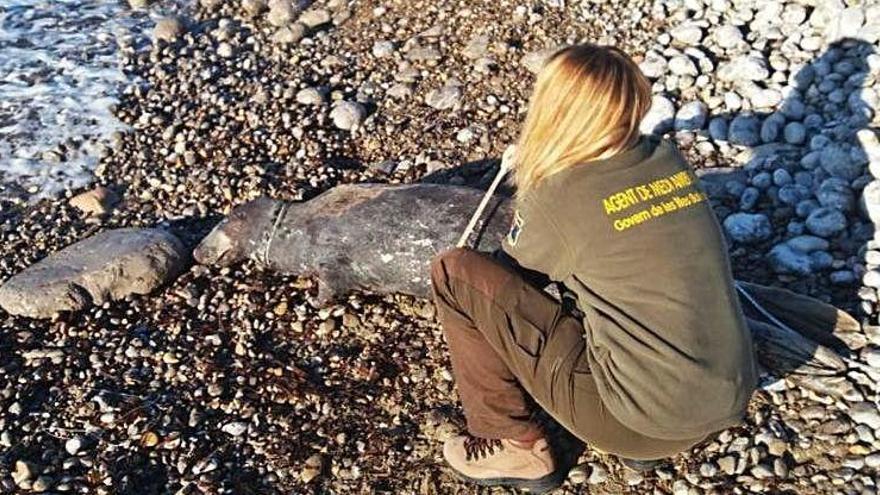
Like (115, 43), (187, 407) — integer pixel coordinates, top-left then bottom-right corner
(430, 247), (706, 460)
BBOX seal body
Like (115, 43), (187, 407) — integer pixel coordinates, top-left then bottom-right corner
(193, 183), (513, 302)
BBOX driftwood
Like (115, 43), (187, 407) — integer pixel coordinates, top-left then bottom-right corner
(194, 182), (862, 384)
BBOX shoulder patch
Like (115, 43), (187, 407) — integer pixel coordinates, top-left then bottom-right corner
(507, 210), (524, 246)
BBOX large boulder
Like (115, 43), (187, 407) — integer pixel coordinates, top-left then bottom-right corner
(0, 229), (187, 318)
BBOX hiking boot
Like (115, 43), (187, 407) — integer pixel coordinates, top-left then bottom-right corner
(620, 457), (665, 472)
(443, 435), (567, 494)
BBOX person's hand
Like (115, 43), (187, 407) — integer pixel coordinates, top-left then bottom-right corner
(501, 144), (517, 172)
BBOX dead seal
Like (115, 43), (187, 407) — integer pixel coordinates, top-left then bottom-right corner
(193, 183), (513, 303)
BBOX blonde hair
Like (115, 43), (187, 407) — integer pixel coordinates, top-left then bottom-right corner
(513, 44), (652, 195)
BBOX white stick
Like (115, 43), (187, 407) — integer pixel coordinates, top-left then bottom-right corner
(456, 146), (515, 248)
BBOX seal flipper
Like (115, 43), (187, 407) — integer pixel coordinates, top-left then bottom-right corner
(313, 259), (359, 307)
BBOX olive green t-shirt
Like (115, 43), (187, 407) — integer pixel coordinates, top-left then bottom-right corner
(502, 136), (758, 441)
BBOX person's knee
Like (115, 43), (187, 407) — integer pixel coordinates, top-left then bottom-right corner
(430, 247), (473, 286)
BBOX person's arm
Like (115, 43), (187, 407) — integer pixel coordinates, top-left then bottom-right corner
(495, 192), (575, 289)
(489, 247), (553, 290)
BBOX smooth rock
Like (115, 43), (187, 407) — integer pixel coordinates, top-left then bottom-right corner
(299, 8), (331, 28)
(153, 17), (184, 43)
(0, 228), (187, 318)
(462, 36), (489, 60)
(296, 87), (325, 105)
(222, 421), (248, 436)
(805, 207), (847, 237)
(708, 118), (728, 141)
(860, 180), (880, 223)
(587, 464), (608, 484)
(786, 235), (829, 252)
(32, 476), (52, 492)
(329, 101), (366, 130)
(783, 122), (806, 144)
(69, 186), (118, 215)
(272, 23), (305, 44)
(713, 24), (743, 48)
(674, 101), (707, 130)
(816, 178), (854, 212)
(521, 47), (560, 74)
(669, 55), (698, 76)
(857, 128), (880, 178)
(639, 52), (667, 79)
(768, 244), (813, 275)
(65, 436), (84, 455)
(863, 347), (880, 368)
(217, 42), (234, 58)
(719, 56), (770, 82)
(241, 0), (267, 17)
(267, 0), (296, 26)
(718, 455), (737, 475)
(567, 464), (588, 484)
(425, 85), (462, 110)
(640, 95), (675, 135)
(301, 454), (324, 483)
(850, 402), (880, 429)
(820, 145), (861, 181)
(729, 115), (761, 146)
(372, 40), (395, 58)
(723, 213), (773, 243)
(671, 23), (703, 45)
(760, 117), (782, 143)
(12, 460), (35, 485)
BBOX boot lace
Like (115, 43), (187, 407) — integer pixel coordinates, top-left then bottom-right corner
(463, 436), (503, 461)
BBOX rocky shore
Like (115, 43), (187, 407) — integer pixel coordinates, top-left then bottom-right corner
(1, 0), (879, 494)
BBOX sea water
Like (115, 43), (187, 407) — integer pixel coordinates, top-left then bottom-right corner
(0, 0), (185, 202)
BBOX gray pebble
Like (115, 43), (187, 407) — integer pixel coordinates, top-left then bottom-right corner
(640, 95), (675, 135)
(153, 17), (184, 43)
(425, 85), (462, 110)
(723, 213), (773, 243)
(769, 243), (813, 275)
(329, 101), (366, 130)
(712, 24), (743, 49)
(299, 8), (331, 28)
(830, 270), (856, 285)
(296, 87), (325, 105)
(272, 23), (305, 44)
(708, 117), (728, 141)
(669, 55), (698, 76)
(671, 23), (703, 45)
(783, 122), (806, 144)
(587, 463), (608, 484)
(805, 207), (848, 237)
(817, 178), (855, 212)
(674, 101), (707, 130)
(372, 41), (395, 58)
(850, 402), (880, 429)
(217, 42), (234, 58)
(222, 421), (248, 436)
(740, 187), (760, 210)
(267, 0), (295, 26)
(729, 115), (761, 146)
(65, 436), (84, 455)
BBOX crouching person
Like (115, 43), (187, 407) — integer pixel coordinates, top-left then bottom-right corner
(429, 44), (758, 493)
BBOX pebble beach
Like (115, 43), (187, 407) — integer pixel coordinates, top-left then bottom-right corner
(1, 0), (880, 494)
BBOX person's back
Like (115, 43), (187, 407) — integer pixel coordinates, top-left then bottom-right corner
(505, 135), (758, 441)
